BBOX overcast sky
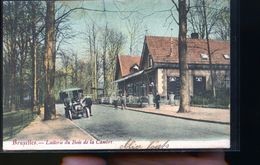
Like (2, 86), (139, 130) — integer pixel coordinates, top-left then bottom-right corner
(56, 0), (179, 63)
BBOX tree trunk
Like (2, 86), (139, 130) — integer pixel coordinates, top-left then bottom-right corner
(177, 0), (190, 113)
(31, 2), (39, 112)
(10, 1), (19, 112)
(44, 0), (56, 120)
(3, 58), (10, 111)
(202, 0), (216, 97)
(33, 42), (38, 110)
(92, 24), (98, 100)
(103, 25), (108, 96)
(19, 66), (24, 107)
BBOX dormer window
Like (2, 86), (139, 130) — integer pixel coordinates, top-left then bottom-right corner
(130, 64), (140, 73)
(200, 53), (209, 60)
(223, 54), (230, 59)
(133, 65), (139, 70)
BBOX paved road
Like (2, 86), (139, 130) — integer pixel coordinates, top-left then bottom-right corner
(56, 104), (230, 141)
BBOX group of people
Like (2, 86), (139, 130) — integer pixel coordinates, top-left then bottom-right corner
(113, 92), (161, 110)
(113, 94), (126, 110)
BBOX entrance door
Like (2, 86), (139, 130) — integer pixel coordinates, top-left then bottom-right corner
(167, 76), (180, 99)
(193, 76), (206, 96)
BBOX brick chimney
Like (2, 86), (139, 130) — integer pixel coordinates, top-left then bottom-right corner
(191, 32), (199, 39)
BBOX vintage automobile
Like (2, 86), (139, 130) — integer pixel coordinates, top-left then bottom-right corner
(59, 88), (87, 120)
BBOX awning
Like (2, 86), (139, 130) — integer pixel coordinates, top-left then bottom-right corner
(114, 70), (144, 83)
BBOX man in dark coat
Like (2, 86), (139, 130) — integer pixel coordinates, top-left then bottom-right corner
(82, 96), (93, 117)
(155, 92), (160, 109)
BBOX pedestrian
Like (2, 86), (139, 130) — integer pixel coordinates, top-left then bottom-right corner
(155, 92), (160, 109)
(82, 95), (93, 117)
(120, 94), (126, 110)
(113, 97), (118, 109)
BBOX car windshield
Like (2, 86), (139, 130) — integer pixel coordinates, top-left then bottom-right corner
(60, 88), (83, 102)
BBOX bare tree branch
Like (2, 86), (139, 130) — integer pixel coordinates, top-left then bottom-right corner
(171, 0), (179, 12)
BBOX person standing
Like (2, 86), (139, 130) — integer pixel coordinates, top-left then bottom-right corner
(113, 96), (118, 109)
(155, 92), (160, 110)
(82, 96), (93, 117)
(120, 94), (126, 110)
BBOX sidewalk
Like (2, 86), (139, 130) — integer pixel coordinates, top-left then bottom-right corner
(124, 105), (230, 124)
(9, 108), (96, 141)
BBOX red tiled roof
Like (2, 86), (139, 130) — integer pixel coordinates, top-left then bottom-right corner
(118, 55), (141, 77)
(145, 36), (230, 64)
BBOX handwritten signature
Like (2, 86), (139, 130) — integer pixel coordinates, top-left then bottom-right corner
(120, 139), (170, 149)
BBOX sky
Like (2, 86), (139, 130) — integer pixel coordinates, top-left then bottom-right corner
(56, 0), (180, 64)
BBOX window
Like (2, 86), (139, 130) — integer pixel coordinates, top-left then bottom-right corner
(225, 71), (230, 89)
(133, 65), (139, 70)
(167, 76), (180, 98)
(193, 76), (206, 96)
(149, 56), (153, 67)
(127, 83), (136, 96)
(200, 53), (209, 60)
(223, 54), (230, 59)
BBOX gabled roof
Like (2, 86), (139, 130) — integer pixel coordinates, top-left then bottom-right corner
(144, 36), (230, 65)
(118, 55), (141, 77)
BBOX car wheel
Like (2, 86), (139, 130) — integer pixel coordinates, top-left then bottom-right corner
(68, 110), (73, 120)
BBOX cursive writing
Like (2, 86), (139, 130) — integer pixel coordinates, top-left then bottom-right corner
(120, 139), (142, 149)
(120, 139), (170, 149)
(146, 140), (169, 149)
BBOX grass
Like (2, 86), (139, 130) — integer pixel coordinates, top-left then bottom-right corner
(3, 109), (36, 140)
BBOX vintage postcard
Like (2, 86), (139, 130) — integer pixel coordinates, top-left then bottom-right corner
(2, 0), (234, 151)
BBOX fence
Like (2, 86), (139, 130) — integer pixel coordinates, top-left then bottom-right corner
(190, 90), (230, 109)
(3, 109), (37, 140)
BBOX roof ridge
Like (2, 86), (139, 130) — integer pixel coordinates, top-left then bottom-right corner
(145, 35), (178, 39)
(145, 35), (229, 43)
(119, 54), (141, 57)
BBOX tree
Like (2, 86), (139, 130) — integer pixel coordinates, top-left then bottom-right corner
(29, 1), (45, 112)
(171, 0), (190, 113)
(106, 29), (125, 96)
(188, 0), (230, 98)
(125, 17), (144, 55)
(201, 0), (216, 97)
(85, 23), (98, 99)
(3, 1), (46, 112)
(59, 50), (72, 88)
(3, 1), (20, 111)
(101, 24), (109, 96)
(44, 0), (56, 120)
(214, 5), (230, 40)
(187, 0), (226, 39)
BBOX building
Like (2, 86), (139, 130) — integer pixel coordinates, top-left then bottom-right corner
(114, 35), (230, 103)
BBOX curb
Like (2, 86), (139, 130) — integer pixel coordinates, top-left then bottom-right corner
(97, 104), (230, 125)
(56, 111), (98, 140)
(66, 118), (98, 140)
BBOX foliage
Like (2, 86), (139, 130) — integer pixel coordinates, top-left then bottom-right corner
(187, 0), (230, 40)
(3, 1), (45, 111)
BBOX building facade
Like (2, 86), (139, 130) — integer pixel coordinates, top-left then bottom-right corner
(115, 35), (230, 103)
